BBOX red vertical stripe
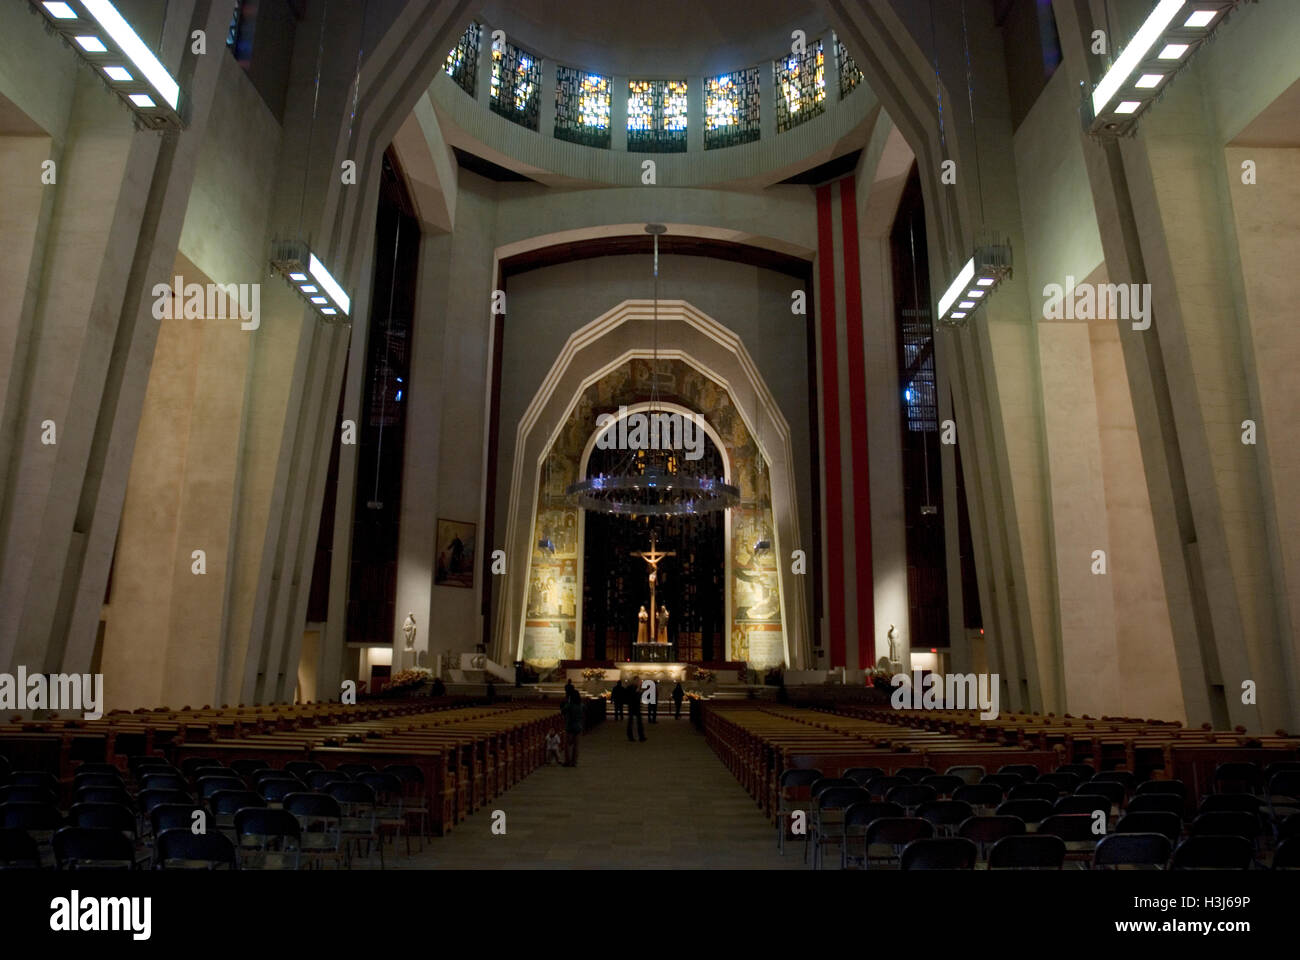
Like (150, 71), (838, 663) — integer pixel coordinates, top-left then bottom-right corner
(840, 179), (874, 669)
(816, 184), (845, 668)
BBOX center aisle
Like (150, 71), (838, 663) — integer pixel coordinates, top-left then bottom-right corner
(400, 708), (806, 869)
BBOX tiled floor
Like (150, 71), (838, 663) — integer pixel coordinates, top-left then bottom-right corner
(395, 713), (807, 869)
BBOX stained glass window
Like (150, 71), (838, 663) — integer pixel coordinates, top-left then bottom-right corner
(835, 34), (863, 99)
(774, 40), (826, 133)
(444, 22), (480, 98)
(490, 37), (541, 130)
(627, 79), (688, 153)
(704, 68), (760, 150)
(555, 66), (611, 148)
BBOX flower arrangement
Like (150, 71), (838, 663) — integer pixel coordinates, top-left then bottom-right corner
(389, 668), (432, 690)
(695, 668), (715, 684)
(581, 668), (606, 681)
(867, 667), (894, 691)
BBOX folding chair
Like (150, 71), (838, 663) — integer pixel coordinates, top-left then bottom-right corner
(259, 779), (300, 807)
(1188, 811), (1262, 854)
(76, 786), (134, 810)
(865, 775), (909, 800)
(384, 764), (431, 853)
(52, 827), (136, 870)
(810, 786), (868, 870)
(1094, 833), (1170, 869)
(0, 785), (57, 806)
(900, 837), (976, 870)
(996, 798), (1053, 828)
(1037, 814), (1097, 867)
(1035, 772), (1081, 795)
(842, 801), (903, 868)
(1056, 763), (1095, 780)
(1008, 783), (1060, 804)
(1077, 779), (1125, 814)
(1053, 794), (1112, 819)
(326, 782), (381, 868)
(921, 775), (965, 799)
(1126, 793), (1185, 817)
(775, 769), (820, 855)
(197, 776), (247, 801)
(1171, 835), (1253, 870)
(954, 783), (1004, 815)
(1136, 779), (1187, 799)
(1265, 772), (1300, 826)
(0, 802), (63, 866)
(998, 764), (1041, 781)
(1274, 837), (1300, 870)
(285, 761), (325, 781)
(958, 815), (1025, 864)
(1212, 762), (1263, 796)
(230, 758), (272, 780)
(208, 790), (266, 838)
(181, 757), (224, 778)
(863, 817), (932, 868)
(233, 807), (302, 870)
(283, 793), (344, 870)
(1115, 811), (1181, 843)
(337, 763), (378, 780)
(139, 773), (188, 794)
(980, 773), (1025, 794)
(67, 802), (137, 844)
(842, 767), (883, 787)
(72, 772), (124, 792)
(306, 770), (351, 792)
(918, 800), (973, 838)
(885, 783), (937, 816)
(988, 834), (1065, 870)
(153, 828), (237, 869)
(895, 767), (937, 784)
(358, 773), (407, 858)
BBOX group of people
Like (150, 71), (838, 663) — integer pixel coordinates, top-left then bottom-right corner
(545, 677), (688, 765)
(611, 677), (686, 742)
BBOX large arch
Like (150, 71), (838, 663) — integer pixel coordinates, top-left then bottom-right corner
(496, 300), (809, 669)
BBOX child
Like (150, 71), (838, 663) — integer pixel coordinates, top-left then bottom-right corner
(545, 729), (563, 765)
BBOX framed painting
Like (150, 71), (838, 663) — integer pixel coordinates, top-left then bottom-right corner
(435, 518), (476, 588)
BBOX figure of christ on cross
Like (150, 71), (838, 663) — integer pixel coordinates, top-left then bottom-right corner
(631, 531), (675, 643)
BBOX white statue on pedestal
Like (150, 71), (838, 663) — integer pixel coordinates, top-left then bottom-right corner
(402, 612), (417, 651)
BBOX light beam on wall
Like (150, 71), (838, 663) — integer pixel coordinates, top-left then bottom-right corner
(32, 0), (184, 128)
(270, 241), (351, 321)
(1087, 0), (1246, 138)
(936, 242), (1013, 328)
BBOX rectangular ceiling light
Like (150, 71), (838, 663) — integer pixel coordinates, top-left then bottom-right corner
(81, 0), (180, 109)
(937, 243), (1013, 327)
(270, 241), (352, 321)
(1088, 0), (1244, 138)
(32, 0), (184, 127)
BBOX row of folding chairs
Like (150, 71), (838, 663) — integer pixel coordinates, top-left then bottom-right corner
(887, 833), (1298, 870)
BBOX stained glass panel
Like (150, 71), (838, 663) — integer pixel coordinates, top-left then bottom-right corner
(704, 67), (760, 150)
(444, 21), (480, 98)
(835, 34), (863, 100)
(774, 40), (826, 133)
(490, 37), (541, 130)
(555, 66), (611, 148)
(627, 79), (688, 153)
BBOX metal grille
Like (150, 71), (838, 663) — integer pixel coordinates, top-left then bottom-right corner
(444, 21), (480, 98)
(774, 40), (825, 132)
(704, 68), (760, 149)
(555, 66), (611, 148)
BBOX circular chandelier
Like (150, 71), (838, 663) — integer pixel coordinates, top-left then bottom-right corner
(565, 225), (739, 518)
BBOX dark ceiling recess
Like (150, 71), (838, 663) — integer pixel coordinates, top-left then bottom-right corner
(779, 149), (862, 185)
(452, 146), (537, 183)
(500, 235), (811, 280)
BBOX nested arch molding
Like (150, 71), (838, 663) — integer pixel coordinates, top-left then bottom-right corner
(496, 300), (810, 670)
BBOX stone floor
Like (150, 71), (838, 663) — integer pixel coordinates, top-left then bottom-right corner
(394, 712), (807, 869)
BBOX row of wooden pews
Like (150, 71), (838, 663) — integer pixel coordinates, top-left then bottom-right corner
(702, 701), (1300, 821)
(1, 698), (563, 836)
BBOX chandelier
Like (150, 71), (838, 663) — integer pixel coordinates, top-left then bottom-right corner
(566, 224), (739, 517)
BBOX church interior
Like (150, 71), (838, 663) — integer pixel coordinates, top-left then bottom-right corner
(2, 0), (1300, 901)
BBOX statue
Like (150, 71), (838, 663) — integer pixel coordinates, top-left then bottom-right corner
(657, 606), (670, 644)
(636, 606), (650, 644)
(402, 612), (417, 651)
(887, 624), (898, 663)
(631, 532), (675, 648)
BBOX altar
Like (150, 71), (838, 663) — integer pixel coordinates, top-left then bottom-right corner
(631, 642), (677, 663)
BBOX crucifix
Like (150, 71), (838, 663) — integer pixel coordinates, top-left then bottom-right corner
(631, 531), (675, 643)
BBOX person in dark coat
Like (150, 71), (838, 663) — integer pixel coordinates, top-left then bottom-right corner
(564, 679), (576, 701)
(671, 681), (685, 719)
(612, 679), (624, 720)
(561, 690), (584, 766)
(626, 676), (646, 742)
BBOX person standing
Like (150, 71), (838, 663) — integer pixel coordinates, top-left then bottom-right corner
(672, 681), (685, 719)
(626, 676), (646, 743)
(561, 689), (584, 766)
(612, 678), (624, 720)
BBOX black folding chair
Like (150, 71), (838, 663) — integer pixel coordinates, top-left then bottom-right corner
(283, 793), (343, 870)
(918, 800), (973, 838)
(895, 767), (937, 784)
(842, 801), (904, 868)
(863, 817), (932, 868)
(1212, 762), (1263, 796)
(1126, 793), (1185, 817)
(1171, 835), (1253, 870)
(0, 828), (40, 869)
(921, 775), (965, 799)
(944, 765), (986, 785)
(958, 815), (1025, 863)
(1035, 772), (1081, 795)
(1274, 837), (1300, 870)
(1115, 811), (1181, 843)
(1009, 783), (1060, 804)
(153, 828), (237, 870)
(67, 802), (137, 843)
(1094, 832), (1170, 869)
(999, 764), (1041, 781)
(954, 783), (1004, 814)
(900, 837), (976, 870)
(1136, 779), (1187, 800)
(52, 827), (136, 870)
(810, 786), (868, 870)
(864, 775), (909, 799)
(885, 783), (937, 816)
(988, 834), (1065, 870)
(1037, 814), (1098, 866)
(1053, 794), (1112, 818)
(233, 807), (302, 870)
(996, 798), (1053, 827)
(775, 769), (820, 855)
(842, 767), (884, 786)
(980, 773), (1025, 794)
